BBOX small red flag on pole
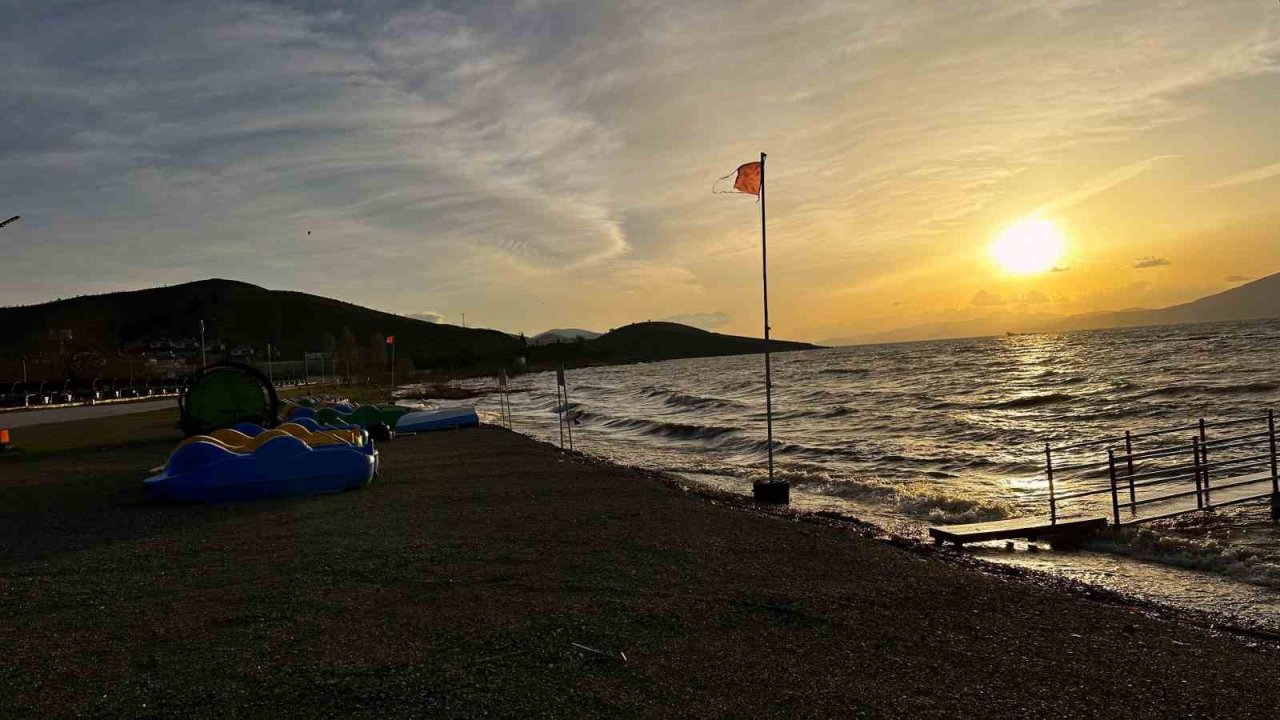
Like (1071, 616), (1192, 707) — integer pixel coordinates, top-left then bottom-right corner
(715, 153), (785, 503)
(713, 162), (762, 197)
(386, 335), (396, 396)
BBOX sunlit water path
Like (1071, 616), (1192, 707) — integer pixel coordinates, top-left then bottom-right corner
(451, 320), (1280, 630)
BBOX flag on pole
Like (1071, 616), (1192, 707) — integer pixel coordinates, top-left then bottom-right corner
(714, 152), (785, 500)
(386, 335), (395, 345)
(713, 162), (762, 197)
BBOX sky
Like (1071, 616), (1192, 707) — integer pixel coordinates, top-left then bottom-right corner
(2, 1), (1279, 343)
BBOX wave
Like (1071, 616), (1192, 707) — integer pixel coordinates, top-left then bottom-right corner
(818, 368), (871, 376)
(797, 475), (1014, 524)
(980, 392), (1076, 409)
(823, 405), (855, 418)
(770, 404), (857, 420)
(1088, 524), (1280, 589)
(636, 386), (744, 410)
(597, 416), (741, 442)
(924, 392), (1076, 411)
(1130, 382), (1280, 399)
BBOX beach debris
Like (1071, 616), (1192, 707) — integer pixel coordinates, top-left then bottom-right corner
(572, 642), (627, 662)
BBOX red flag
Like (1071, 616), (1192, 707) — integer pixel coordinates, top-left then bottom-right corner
(386, 335), (395, 344)
(713, 162), (762, 197)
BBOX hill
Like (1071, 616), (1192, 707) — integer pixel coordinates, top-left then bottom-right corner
(824, 271), (1280, 345)
(593, 322), (816, 360)
(0, 279), (520, 371)
(0, 280), (818, 378)
(528, 321), (817, 365)
(528, 328), (602, 346)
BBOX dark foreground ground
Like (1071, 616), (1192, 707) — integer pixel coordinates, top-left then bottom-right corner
(2, 419), (1279, 718)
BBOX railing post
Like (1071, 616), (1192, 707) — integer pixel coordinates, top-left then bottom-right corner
(1269, 410), (1278, 522)
(1124, 430), (1136, 513)
(1193, 437), (1204, 510)
(1045, 443), (1057, 525)
(1108, 448), (1120, 527)
(1198, 427), (1208, 507)
(1124, 430), (1135, 476)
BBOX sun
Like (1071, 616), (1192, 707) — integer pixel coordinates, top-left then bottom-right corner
(990, 218), (1066, 275)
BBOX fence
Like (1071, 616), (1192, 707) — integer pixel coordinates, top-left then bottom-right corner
(1044, 412), (1279, 526)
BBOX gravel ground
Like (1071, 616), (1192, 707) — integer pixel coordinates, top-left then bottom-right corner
(2, 426), (1278, 718)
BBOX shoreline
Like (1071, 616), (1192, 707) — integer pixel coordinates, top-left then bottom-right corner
(5, 422), (1280, 716)
(556, 436), (1280, 643)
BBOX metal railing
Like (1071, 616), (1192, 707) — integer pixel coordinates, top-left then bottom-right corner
(1044, 411), (1280, 526)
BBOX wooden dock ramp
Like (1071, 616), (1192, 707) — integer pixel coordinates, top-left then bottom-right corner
(928, 516), (1108, 548)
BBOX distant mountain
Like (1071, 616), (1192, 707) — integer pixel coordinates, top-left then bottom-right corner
(823, 272), (1280, 346)
(1033, 272), (1280, 332)
(529, 328), (602, 345)
(823, 311), (1064, 346)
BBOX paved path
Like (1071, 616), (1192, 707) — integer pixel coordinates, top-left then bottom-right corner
(0, 398), (176, 429)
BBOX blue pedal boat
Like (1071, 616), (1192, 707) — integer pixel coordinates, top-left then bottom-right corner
(145, 434), (375, 502)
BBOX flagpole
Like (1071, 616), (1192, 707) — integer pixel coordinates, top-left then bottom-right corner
(754, 151), (788, 503)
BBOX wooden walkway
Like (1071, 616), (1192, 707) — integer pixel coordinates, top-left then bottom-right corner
(928, 516), (1107, 548)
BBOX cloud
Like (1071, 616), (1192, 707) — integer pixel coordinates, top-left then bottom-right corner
(1225, 275), (1250, 283)
(1035, 156), (1177, 215)
(664, 311), (731, 329)
(1018, 290), (1050, 305)
(1132, 256), (1171, 269)
(972, 290), (1006, 307)
(1205, 161), (1280, 190)
(406, 311), (444, 324)
(1051, 266), (1071, 273)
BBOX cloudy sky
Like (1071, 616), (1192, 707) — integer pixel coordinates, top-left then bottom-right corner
(3, 1), (1279, 341)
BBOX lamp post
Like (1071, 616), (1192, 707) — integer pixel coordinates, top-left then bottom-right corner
(199, 320), (206, 368)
